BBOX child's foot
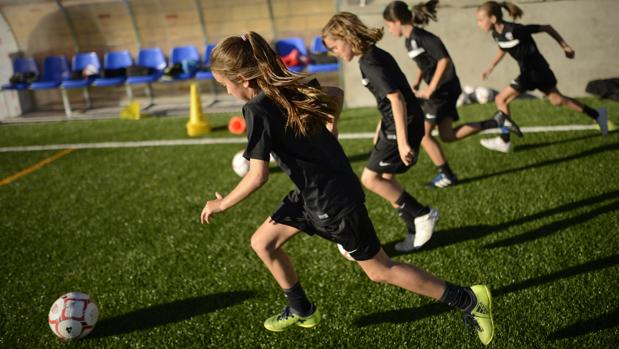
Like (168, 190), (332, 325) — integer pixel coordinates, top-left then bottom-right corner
(480, 136), (512, 153)
(413, 207), (439, 248)
(463, 285), (495, 345)
(264, 305), (321, 332)
(595, 108), (609, 136)
(495, 113), (523, 137)
(426, 172), (458, 189)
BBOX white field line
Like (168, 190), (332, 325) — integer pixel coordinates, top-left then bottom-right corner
(0, 124), (597, 153)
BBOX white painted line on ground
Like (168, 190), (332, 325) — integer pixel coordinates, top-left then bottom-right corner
(0, 124), (599, 153)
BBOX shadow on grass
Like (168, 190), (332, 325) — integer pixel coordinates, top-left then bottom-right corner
(387, 189), (619, 255)
(547, 308), (619, 340)
(354, 254), (619, 328)
(88, 290), (255, 339)
(514, 132), (599, 152)
(485, 199), (619, 248)
(458, 142), (619, 186)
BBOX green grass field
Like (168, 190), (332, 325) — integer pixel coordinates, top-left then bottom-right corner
(0, 98), (618, 348)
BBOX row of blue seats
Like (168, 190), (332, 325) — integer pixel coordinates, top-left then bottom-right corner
(1, 37), (338, 116)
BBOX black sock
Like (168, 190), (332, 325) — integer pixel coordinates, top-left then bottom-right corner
(284, 281), (313, 316)
(478, 118), (499, 130)
(395, 191), (430, 218)
(438, 163), (454, 177)
(582, 105), (599, 120)
(394, 207), (416, 234)
(440, 282), (477, 312)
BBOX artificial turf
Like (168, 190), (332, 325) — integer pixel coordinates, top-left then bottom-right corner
(0, 98), (617, 348)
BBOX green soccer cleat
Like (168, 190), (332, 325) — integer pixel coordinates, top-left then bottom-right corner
(463, 285), (494, 345)
(263, 305), (321, 332)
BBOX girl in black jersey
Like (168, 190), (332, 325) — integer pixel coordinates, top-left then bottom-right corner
(322, 12), (439, 254)
(476, 1), (609, 153)
(383, 0), (516, 188)
(200, 31), (494, 345)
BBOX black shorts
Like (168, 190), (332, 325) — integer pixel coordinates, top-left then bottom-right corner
(511, 68), (557, 94)
(271, 192), (381, 261)
(366, 128), (421, 174)
(423, 85), (461, 123)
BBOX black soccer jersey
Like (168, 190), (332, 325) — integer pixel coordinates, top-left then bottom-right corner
(492, 21), (549, 71)
(405, 27), (459, 91)
(242, 91), (365, 225)
(359, 45), (424, 135)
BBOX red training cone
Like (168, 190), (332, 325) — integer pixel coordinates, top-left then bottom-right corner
(228, 116), (246, 135)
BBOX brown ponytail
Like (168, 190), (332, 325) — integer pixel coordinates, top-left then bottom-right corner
(211, 32), (336, 137)
(478, 1), (523, 21)
(321, 12), (383, 56)
(383, 1), (439, 26)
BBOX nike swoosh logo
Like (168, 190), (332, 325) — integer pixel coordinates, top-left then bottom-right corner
(379, 161), (391, 167)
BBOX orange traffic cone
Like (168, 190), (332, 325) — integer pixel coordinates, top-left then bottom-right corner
(228, 116), (246, 135)
(186, 83), (211, 137)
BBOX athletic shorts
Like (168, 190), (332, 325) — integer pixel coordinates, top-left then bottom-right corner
(271, 191), (381, 261)
(423, 85), (461, 123)
(366, 128), (421, 174)
(511, 67), (557, 94)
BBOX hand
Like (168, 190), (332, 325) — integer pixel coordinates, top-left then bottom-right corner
(563, 45), (575, 59)
(416, 87), (434, 100)
(412, 83), (420, 92)
(201, 192), (224, 224)
(481, 68), (492, 80)
(398, 142), (415, 166)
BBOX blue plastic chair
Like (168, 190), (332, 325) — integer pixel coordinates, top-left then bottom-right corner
(307, 36), (340, 73)
(2, 57), (38, 90)
(61, 52), (100, 89)
(195, 44), (215, 80)
(93, 50), (133, 87)
(29, 56), (70, 90)
(275, 37), (307, 73)
(169, 45), (200, 80)
(126, 48), (166, 104)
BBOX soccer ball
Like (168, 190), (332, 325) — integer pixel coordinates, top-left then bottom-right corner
(232, 150), (249, 177)
(48, 292), (98, 341)
(337, 243), (355, 261)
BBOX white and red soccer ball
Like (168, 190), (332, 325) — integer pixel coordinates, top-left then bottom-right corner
(48, 292), (98, 341)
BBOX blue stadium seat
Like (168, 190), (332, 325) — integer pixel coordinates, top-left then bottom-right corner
(60, 52), (101, 115)
(275, 37), (307, 73)
(126, 48), (166, 104)
(29, 56), (70, 90)
(195, 44), (215, 80)
(93, 50), (133, 87)
(169, 45), (200, 80)
(307, 36), (340, 73)
(2, 57), (38, 90)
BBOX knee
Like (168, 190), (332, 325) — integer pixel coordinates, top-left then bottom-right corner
(361, 171), (377, 189)
(548, 95), (563, 106)
(250, 232), (273, 257)
(365, 269), (389, 284)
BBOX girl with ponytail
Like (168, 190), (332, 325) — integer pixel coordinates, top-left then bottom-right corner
(383, 0), (514, 190)
(202, 30), (493, 341)
(476, 1), (610, 153)
(322, 13), (494, 345)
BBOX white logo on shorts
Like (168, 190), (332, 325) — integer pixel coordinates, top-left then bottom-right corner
(378, 161), (391, 167)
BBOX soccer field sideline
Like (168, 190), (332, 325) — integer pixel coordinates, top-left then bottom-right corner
(0, 124), (598, 153)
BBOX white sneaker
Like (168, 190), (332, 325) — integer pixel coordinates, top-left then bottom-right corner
(480, 136), (512, 153)
(413, 207), (439, 248)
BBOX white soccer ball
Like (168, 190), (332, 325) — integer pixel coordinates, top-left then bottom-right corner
(232, 150), (250, 177)
(337, 244), (355, 261)
(48, 292), (98, 341)
(474, 86), (495, 104)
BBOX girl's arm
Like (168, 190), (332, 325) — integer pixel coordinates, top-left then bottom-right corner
(539, 24), (575, 58)
(386, 91), (415, 166)
(482, 49), (506, 80)
(417, 57), (449, 99)
(412, 67), (423, 92)
(201, 159), (269, 223)
(322, 86), (344, 137)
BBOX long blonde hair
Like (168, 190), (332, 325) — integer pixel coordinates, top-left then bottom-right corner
(478, 1), (523, 21)
(210, 32), (336, 136)
(321, 12), (384, 56)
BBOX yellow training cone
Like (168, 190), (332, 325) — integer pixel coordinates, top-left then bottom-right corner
(186, 83), (211, 136)
(120, 100), (141, 120)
